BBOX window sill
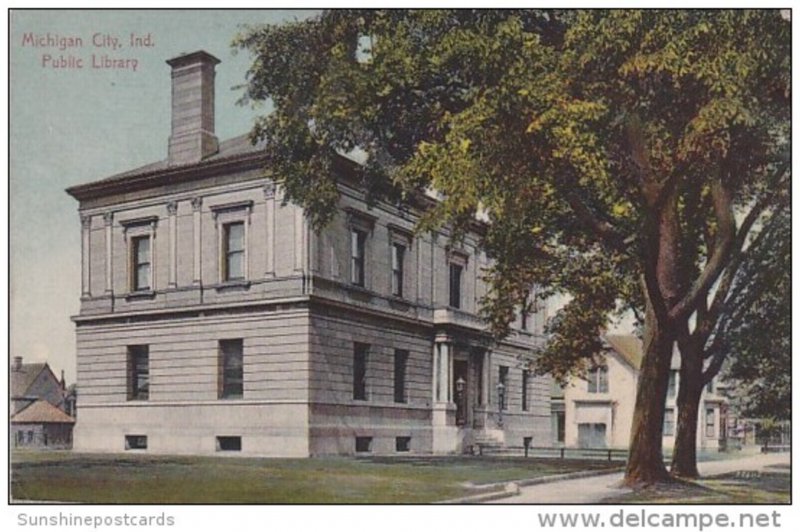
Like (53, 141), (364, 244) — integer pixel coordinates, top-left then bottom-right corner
(214, 280), (251, 292)
(125, 290), (156, 301)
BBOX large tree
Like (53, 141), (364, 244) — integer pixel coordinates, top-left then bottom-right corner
(235, 9), (789, 485)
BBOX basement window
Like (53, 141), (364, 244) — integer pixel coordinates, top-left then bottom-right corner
(216, 436), (242, 452)
(396, 436), (411, 453)
(125, 435), (148, 450)
(355, 436), (373, 453)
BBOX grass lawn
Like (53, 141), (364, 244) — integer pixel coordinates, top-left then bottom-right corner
(11, 451), (621, 504)
(603, 469), (790, 504)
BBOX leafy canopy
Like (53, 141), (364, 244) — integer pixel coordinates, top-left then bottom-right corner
(235, 10), (789, 380)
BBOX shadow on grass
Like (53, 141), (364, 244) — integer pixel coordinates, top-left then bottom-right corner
(604, 471), (790, 504)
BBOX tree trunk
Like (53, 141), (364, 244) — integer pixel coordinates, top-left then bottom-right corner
(671, 337), (705, 478)
(624, 181), (682, 486)
(623, 319), (675, 486)
(670, 373), (702, 478)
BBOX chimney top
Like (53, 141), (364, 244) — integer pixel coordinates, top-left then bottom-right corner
(166, 50), (221, 69)
(12, 356), (22, 371)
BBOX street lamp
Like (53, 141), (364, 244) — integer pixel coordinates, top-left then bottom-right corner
(496, 381), (506, 428)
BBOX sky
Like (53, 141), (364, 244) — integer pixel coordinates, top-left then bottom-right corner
(9, 10), (319, 382)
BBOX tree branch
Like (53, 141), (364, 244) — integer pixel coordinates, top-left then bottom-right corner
(668, 176), (735, 322)
(697, 163), (790, 340)
(563, 189), (630, 252)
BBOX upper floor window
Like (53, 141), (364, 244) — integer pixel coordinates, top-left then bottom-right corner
(132, 236), (151, 291)
(449, 263), (463, 309)
(127, 345), (149, 401)
(587, 365), (609, 394)
(391, 243), (405, 298)
(223, 222), (245, 281)
(705, 380), (714, 394)
(219, 339), (243, 399)
(211, 200), (252, 284)
(121, 216), (158, 293)
(351, 229), (367, 287)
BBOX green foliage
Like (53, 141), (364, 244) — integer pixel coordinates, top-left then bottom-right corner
(720, 209), (790, 420)
(235, 10), (789, 383)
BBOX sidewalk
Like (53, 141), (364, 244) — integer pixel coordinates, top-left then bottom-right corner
(492, 452), (789, 504)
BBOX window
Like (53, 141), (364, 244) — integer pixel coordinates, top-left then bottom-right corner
(396, 436), (411, 453)
(125, 435), (147, 450)
(588, 365), (609, 394)
(522, 370), (530, 411)
(27, 431), (34, 444)
(223, 222), (245, 281)
(668, 370), (678, 398)
(355, 436), (372, 453)
(394, 349), (408, 403)
(706, 380), (715, 394)
(521, 308), (529, 331)
(499, 365), (509, 410)
(391, 243), (405, 297)
(216, 436), (242, 451)
(449, 263), (463, 309)
(556, 412), (566, 443)
(219, 339), (243, 399)
(664, 408), (675, 436)
(132, 236), (151, 291)
(353, 343), (369, 400)
(127, 345), (149, 401)
(351, 229), (366, 286)
(705, 408), (715, 438)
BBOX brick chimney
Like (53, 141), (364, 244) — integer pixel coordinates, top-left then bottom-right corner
(12, 356), (22, 371)
(166, 51), (221, 165)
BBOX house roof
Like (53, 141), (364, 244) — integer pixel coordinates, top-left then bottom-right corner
(11, 400), (75, 424)
(100, 134), (267, 182)
(604, 334), (644, 370)
(10, 362), (49, 398)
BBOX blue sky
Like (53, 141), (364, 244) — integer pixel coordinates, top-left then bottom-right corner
(9, 10), (318, 382)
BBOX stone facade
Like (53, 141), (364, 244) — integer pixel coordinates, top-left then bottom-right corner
(66, 50), (552, 457)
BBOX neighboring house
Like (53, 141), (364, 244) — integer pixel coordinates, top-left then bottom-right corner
(65, 50), (552, 457)
(10, 356), (69, 416)
(556, 335), (727, 451)
(10, 356), (75, 448)
(11, 400), (76, 449)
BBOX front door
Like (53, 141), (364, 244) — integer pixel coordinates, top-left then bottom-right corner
(453, 360), (469, 426)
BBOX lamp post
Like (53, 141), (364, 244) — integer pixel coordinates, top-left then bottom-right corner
(455, 376), (466, 426)
(496, 381), (506, 428)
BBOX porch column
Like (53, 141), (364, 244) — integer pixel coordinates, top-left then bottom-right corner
(439, 342), (451, 403)
(484, 350), (492, 406)
(482, 349), (491, 406)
